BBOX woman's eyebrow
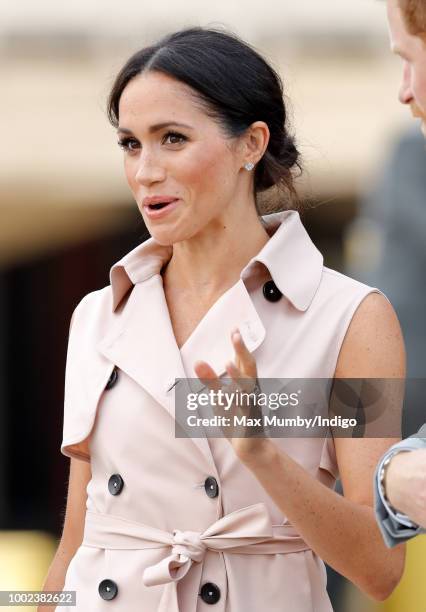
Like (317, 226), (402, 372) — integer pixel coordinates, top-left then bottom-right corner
(117, 121), (194, 135)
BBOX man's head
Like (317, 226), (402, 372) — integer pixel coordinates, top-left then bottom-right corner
(386, 0), (426, 134)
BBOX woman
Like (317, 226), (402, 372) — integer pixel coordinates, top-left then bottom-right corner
(41, 26), (406, 611)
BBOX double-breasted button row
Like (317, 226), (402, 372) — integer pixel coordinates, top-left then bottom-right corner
(204, 476), (219, 498)
(200, 582), (221, 604)
(262, 280), (282, 303)
(98, 578), (220, 604)
(105, 366), (119, 390)
(108, 474), (124, 496)
(98, 579), (118, 600)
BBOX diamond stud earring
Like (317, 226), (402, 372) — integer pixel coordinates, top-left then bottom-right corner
(244, 162), (255, 171)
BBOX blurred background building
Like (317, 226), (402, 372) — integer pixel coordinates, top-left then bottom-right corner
(0, 0), (425, 610)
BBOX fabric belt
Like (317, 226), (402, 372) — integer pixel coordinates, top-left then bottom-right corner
(82, 503), (311, 612)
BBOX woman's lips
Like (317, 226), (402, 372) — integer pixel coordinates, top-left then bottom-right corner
(143, 198), (180, 219)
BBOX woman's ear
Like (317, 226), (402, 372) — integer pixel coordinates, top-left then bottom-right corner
(244, 121), (270, 166)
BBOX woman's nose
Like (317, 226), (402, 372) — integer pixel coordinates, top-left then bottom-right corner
(398, 61), (414, 105)
(135, 154), (166, 186)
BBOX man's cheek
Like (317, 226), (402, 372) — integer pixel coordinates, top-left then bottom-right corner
(416, 63), (426, 112)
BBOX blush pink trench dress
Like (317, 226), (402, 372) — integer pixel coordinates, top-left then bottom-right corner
(59, 210), (381, 612)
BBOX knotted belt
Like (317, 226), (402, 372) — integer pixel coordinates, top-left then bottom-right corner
(82, 503), (311, 612)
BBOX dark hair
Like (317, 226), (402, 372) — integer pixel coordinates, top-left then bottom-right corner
(107, 27), (302, 212)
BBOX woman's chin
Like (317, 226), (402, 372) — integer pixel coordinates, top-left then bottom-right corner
(145, 223), (187, 246)
(143, 215), (202, 246)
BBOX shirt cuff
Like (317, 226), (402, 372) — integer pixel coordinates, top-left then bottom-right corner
(377, 449), (419, 529)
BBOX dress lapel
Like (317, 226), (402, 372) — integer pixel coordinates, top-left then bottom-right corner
(179, 278), (266, 379)
(96, 274), (266, 469)
(96, 274), (216, 468)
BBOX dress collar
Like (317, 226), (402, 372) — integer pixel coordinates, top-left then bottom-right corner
(109, 209), (323, 313)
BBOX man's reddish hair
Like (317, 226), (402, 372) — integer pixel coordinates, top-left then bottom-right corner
(398, 0), (426, 35)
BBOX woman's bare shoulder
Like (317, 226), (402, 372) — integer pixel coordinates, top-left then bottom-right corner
(335, 291), (406, 379)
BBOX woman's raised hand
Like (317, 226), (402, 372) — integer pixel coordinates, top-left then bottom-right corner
(193, 328), (272, 464)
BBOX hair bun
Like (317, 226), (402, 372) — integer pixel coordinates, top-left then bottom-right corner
(278, 134), (299, 170)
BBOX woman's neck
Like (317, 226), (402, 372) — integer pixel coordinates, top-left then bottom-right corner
(162, 210), (270, 299)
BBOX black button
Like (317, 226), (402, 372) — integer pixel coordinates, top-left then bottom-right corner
(105, 367), (118, 390)
(98, 579), (118, 600)
(108, 474), (124, 496)
(204, 476), (219, 498)
(200, 582), (221, 604)
(262, 280), (282, 302)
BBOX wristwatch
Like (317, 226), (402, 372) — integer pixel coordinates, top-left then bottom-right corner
(379, 452), (399, 512)
(379, 450), (419, 528)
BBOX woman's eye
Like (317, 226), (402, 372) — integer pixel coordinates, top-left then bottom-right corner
(117, 138), (140, 152)
(117, 132), (186, 152)
(163, 132), (187, 145)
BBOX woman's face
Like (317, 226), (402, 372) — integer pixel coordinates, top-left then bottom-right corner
(117, 70), (247, 244)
